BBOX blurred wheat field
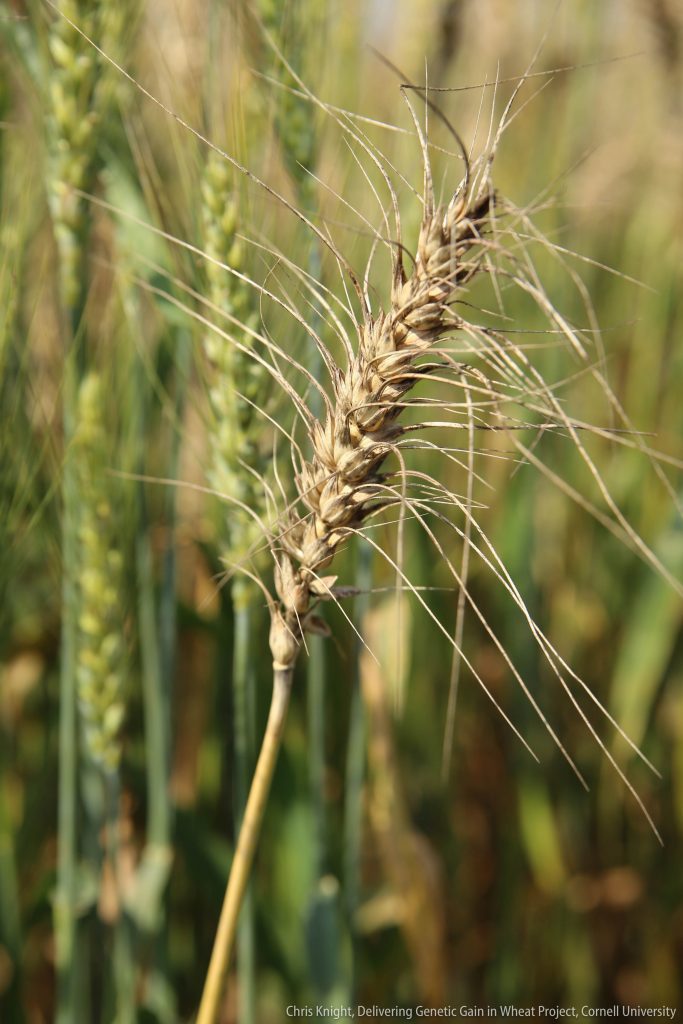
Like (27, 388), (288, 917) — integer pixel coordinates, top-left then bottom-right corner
(1, 0), (683, 1021)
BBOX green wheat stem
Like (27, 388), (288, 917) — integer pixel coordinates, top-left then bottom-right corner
(231, 577), (257, 1024)
(0, 747), (22, 1018)
(344, 542), (370, 996)
(133, 335), (174, 894)
(55, 351), (81, 1024)
(305, 236), (328, 885)
(308, 630), (327, 876)
(133, 490), (175, 1009)
(137, 524), (169, 851)
(116, 288), (176, 1014)
(112, 917), (136, 1024)
(151, 330), (190, 856)
(124, 277), (174, 853)
(104, 774), (135, 1024)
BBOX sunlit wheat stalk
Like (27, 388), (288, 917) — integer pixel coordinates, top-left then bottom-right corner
(197, 103), (495, 1019)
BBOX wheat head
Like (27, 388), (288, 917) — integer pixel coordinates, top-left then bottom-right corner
(270, 184), (492, 669)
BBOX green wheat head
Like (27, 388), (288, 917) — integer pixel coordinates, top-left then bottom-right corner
(73, 372), (125, 773)
(201, 151), (271, 571)
(47, 0), (130, 313)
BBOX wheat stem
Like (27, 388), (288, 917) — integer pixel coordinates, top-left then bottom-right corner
(344, 543), (371, 994)
(197, 663), (294, 1024)
(197, 116), (492, 1020)
(55, 349), (81, 1024)
(0, 770), (21, 1014)
(231, 577), (257, 1024)
(305, 242), (329, 889)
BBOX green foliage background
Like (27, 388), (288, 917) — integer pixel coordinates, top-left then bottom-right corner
(1, 0), (682, 1020)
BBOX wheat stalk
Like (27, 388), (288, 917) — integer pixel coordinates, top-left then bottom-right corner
(197, 129), (493, 1020)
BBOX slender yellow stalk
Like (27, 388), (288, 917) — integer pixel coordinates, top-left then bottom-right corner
(196, 664), (294, 1024)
